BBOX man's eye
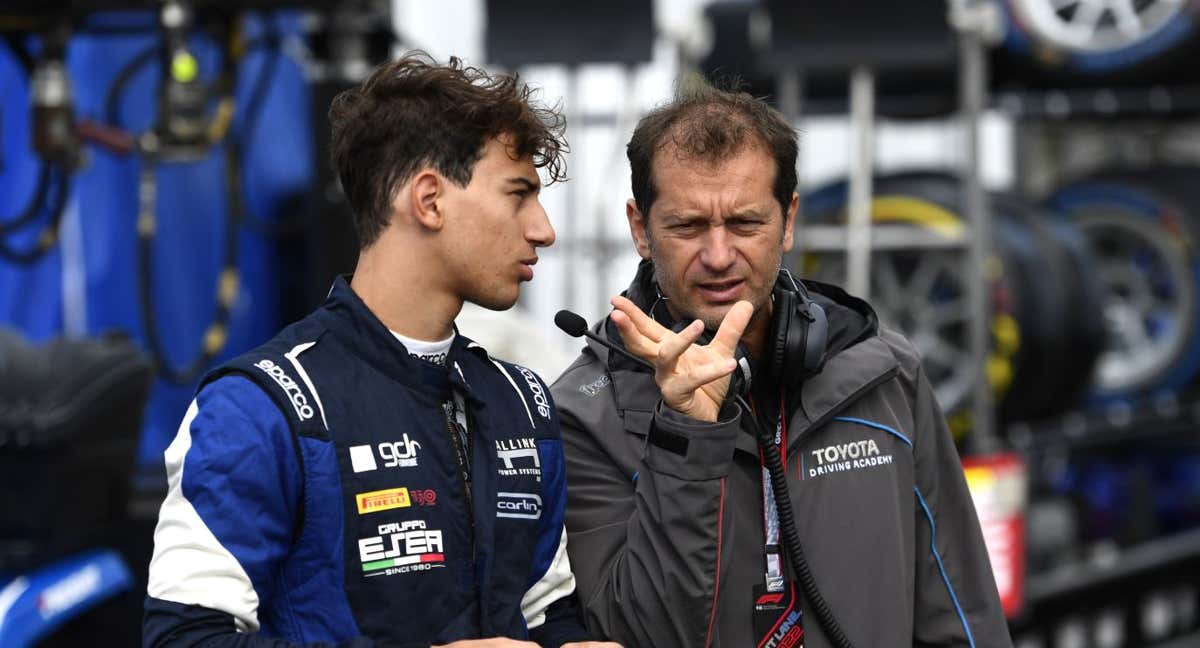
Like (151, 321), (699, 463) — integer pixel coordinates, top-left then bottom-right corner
(728, 219), (762, 232)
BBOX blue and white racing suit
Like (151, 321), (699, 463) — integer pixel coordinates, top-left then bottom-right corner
(143, 277), (590, 647)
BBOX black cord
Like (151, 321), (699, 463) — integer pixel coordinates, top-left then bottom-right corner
(734, 393), (855, 648)
(104, 42), (162, 129)
(134, 143), (241, 385)
(0, 165), (70, 265)
(0, 163), (53, 235)
(230, 22), (315, 239)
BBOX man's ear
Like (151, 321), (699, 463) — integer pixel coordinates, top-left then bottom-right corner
(626, 199), (651, 260)
(782, 191), (799, 252)
(408, 170), (444, 231)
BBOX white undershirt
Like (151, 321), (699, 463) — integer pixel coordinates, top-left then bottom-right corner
(390, 329), (469, 442)
(392, 330), (454, 366)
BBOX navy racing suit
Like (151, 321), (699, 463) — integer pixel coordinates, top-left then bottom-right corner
(143, 277), (591, 647)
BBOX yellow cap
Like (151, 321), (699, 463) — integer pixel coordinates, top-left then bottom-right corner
(171, 50), (198, 83)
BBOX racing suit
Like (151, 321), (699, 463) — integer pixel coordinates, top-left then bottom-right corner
(550, 262), (1012, 648)
(144, 276), (591, 647)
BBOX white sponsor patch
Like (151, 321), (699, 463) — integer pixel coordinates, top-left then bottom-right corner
(497, 492), (542, 520)
(349, 445), (377, 473)
(348, 434), (421, 473)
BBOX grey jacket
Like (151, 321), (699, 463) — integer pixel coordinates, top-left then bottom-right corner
(550, 268), (1012, 648)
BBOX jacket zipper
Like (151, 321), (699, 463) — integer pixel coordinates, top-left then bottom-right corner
(443, 399), (476, 562)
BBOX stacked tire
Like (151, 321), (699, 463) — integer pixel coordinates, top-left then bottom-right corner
(801, 172), (1105, 424)
(1047, 167), (1200, 403)
(997, 0), (1200, 85)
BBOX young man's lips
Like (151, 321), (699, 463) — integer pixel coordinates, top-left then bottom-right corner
(696, 280), (744, 302)
(519, 260), (537, 281)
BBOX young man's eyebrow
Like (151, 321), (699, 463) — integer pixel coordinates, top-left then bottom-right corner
(506, 177), (541, 192)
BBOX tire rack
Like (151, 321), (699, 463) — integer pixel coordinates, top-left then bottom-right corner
(996, 13), (1200, 648)
(766, 1), (1200, 645)
(782, 0), (1001, 453)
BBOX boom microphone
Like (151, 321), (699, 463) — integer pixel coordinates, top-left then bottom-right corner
(553, 309), (752, 396)
(554, 309), (654, 371)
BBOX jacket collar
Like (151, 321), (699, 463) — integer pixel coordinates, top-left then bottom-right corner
(313, 275), (487, 405)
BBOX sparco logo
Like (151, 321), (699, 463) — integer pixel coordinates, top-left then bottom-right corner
(496, 491), (542, 520)
(254, 359), (313, 420)
(517, 366), (551, 419)
(808, 438), (894, 479)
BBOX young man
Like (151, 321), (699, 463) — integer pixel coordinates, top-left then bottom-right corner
(144, 54), (618, 648)
(551, 83), (1013, 647)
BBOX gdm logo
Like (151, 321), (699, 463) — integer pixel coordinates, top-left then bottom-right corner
(517, 366), (551, 419)
(496, 492), (541, 520)
(255, 359), (313, 420)
(349, 434), (421, 473)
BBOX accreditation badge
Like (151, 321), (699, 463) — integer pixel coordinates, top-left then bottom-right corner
(752, 580), (803, 648)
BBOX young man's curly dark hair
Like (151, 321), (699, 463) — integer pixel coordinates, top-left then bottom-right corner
(329, 52), (568, 248)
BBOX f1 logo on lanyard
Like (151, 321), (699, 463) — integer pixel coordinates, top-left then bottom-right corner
(752, 394), (804, 648)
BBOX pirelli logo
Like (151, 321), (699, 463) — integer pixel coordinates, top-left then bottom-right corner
(356, 487), (411, 515)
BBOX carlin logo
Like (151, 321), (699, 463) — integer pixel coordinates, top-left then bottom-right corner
(254, 359), (313, 420)
(497, 492), (541, 520)
(517, 366), (551, 419)
(496, 438), (541, 479)
(808, 438), (893, 479)
(356, 487), (411, 515)
(349, 434), (421, 473)
(358, 519), (445, 577)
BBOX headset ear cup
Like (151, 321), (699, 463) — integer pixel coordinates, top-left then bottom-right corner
(772, 289), (794, 384)
(803, 302), (828, 375)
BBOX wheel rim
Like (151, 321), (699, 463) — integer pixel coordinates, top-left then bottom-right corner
(1077, 210), (1195, 393)
(1010, 0), (1185, 53)
(806, 250), (982, 411)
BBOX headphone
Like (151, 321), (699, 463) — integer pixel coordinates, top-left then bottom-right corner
(767, 269), (829, 389)
(657, 269), (829, 394)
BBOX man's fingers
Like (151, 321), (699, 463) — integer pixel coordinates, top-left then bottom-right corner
(610, 309), (660, 360)
(670, 356), (738, 395)
(656, 319), (704, 367)
(711, 300), (754, 355)
(611, 295), (666, 343)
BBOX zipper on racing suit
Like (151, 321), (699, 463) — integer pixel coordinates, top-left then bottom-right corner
(443, 399), (475, 562)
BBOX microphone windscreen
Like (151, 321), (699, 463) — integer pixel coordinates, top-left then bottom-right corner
(554, 310), (589, 338)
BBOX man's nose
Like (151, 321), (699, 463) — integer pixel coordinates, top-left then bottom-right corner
(526, 200), (556, 248)
(699, 227), (736, 272)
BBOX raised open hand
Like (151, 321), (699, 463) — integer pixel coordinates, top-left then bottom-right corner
(609, 295), (753, 422)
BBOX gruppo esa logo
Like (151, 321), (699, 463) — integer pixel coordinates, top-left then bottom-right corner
(255, 359), (313, 420)
(358, 519), (445, 578)
(807, 438), (894, 479)
(496, 437), (541, 480)
(349, 434), (422, 473)
(517, 366), (551, 419)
